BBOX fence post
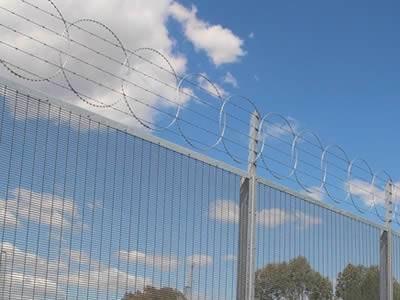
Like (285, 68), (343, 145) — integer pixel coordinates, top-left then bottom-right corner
(380, 181), (393, 300)
(0, 250), (7, 299)
(237, 111), (259, 300)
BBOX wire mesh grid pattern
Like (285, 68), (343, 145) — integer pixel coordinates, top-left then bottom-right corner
(0, 0), (398, 226)
(0, 80), (398, 299)
(255, 181), (386, 299)
(0, 83), (241, 299)
(0, 1), (399, 298)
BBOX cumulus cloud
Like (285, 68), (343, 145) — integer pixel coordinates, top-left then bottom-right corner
(347, 179), (400, 207)
(208, 199), (239, 223)
(292, 210), (322, 228)
(0, 201), (20, 228)
(222, 254), (237, 262)
(1, 0), (247, 131)
(256, 208), (291, 227)
(208, 199), (321, 228)
(0, 242), (150, 298)
(262, 116), (298, 139)
(60, 266), (150, 293)
(187, 254), (213, 267)
(0, 242), (66, 299)
(0, 188), (82, 231)
(303, 186), (325, 202)
(119, 250), (179, 270)
(195, 73), (228, 98)
(168, 2), (245, 66)
(223, 71), (238, 88)
(0, 0), (189, 129)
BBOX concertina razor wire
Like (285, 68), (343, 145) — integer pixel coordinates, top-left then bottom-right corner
(0, 0), (398, 225)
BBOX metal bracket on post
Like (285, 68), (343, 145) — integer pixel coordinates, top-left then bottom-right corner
(380, 181), (393, 300)
(237, 111), (259, 300)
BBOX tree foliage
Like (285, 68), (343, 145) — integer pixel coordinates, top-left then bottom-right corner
(336, 263), (400, 300)
(255, 256), (333, 300)
(122, 286), (186, 300)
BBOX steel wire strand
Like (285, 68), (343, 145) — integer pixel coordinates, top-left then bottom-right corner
(257, 163), (385, 223)
(0, 68), (243, 168)
(0, 51), (255, 159)
(0, 32), (256, 155)
(0, 69), (389, 209)
(0, 4), (256, 133)
(258, 150), (385, 211)
(3, 0), (397, 213)
(258, 130), (385, 204)
(4, 2), (395, 191)
(0, 22), (232, 133)
(261, 117), (399, 190)
(0, 73), (390, 210)
(16, 0), (256, 117)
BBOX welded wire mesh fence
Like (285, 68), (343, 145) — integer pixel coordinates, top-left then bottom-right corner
(0, 82), (241, 299)
(255, 180), (385, 300)
(0, 80), (397, 300)
(0, 1), (399, 299)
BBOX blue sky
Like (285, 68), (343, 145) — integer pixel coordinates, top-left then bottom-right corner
(171, 0), (400, 179)
(0, 0), (400, 299)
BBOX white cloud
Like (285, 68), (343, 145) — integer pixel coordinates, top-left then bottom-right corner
(208, 199), (239, 223)
(68, 249), (91, 265)
(347, 179), (400, 207)
(293, 210), (322, 228)
(347, 179), (380, 207)
(256, 208), (290, 227)
(86, 201), (103, 211)
(187, 254), (213, 267)
(263, 116), (298, 139)
(196, 73), (227, 98)
(0, 242), (66, 299)
(208, 199), (321, 229)
(248, 32), (255, 39)
(60, 266), (150, 293)
(169, 2), (245, 66)
(0, 188), (81, 230)
(303, 186), (325, 202)
(222, 254), (237, 262)
(0, 242), (150, 298)
(2, 271), (61, 300)
(119, 250), (179, 270)
(0, 242), (67, 278)
(0, 0), (189, 129)
(0, 201), (20, 228)
(223, 71), (238, 88)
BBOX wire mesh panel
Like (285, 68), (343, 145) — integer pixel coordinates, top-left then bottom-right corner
(255, 181), (383, 300)
(393, 233), (400, 299)
(0, 82), (240, 300)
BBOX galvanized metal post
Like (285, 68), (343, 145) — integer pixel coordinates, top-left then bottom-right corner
(0, 250), (7, 299)
(237, 111), (259, 300)
(380, 181), (393, 300)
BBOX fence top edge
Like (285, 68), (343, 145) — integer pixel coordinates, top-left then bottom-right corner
(4, 76), (399, 235)
(0, 76), (248, 178)
(256, 176), (389, 232)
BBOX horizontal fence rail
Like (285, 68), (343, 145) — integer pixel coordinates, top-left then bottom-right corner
(0, 1), (399, 299)
(0, 0), (398, 227)
(256, 180), (384, 300)
(0, 83), (241, 299)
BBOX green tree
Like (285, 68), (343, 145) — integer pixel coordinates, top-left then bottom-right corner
(255, 256), (333, 300)
(336, 264), (400, 300)
(335, 264), (364, 299)
(122, 286), (186, 300)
